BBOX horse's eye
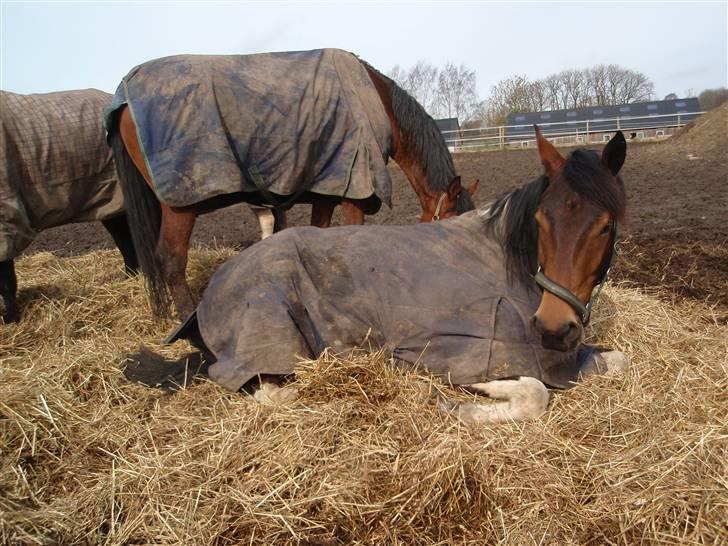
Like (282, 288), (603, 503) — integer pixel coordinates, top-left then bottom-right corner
(600, 223), (612, 235)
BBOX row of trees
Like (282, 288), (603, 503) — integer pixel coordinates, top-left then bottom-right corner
(388, 61), (726, 127)
(388, 61), (480, 122)
(486, 65), (654, 124)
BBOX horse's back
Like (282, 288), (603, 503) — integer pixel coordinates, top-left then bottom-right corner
(105, 49), (392, 209)
(0, 89), (123, 259)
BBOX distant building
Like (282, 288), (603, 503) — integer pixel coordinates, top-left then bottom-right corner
(505, 98), (701, 144)
(435, 118), (461, 151)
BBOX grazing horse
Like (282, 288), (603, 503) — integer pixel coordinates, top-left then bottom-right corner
(0, 89), (137, 323)
(105, 48), (477, 319)
(125, 129), (629, 424)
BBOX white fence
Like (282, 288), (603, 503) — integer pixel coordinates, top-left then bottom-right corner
(440, 111), (705, 152)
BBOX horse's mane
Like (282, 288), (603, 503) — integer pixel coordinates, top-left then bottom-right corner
(482, 149), (626, 286)
(360, 61), (474, 214)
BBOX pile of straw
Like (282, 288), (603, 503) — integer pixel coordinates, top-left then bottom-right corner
(1, 250), (726, 544)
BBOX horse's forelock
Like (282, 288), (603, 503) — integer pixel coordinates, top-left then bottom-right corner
(561, 149), (627, 221)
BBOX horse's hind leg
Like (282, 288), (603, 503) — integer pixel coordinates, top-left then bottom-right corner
(158, 204), (196, 320)
(101, 214), (139, 275)
(0, 259), (20, 323)
(441, 377), (550, 424)
(311, 196), (337, 228)
(252, 376), (299, 405)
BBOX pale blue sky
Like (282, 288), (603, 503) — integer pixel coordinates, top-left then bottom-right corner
(1, 1), (726, 102)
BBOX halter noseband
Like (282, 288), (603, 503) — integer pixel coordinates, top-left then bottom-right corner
(533, 228), (617, 325)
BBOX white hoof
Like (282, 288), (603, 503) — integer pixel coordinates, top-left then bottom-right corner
(601, 350), (630, 375)
(443, 377), (550, 424)
(253, 382), (299, 405)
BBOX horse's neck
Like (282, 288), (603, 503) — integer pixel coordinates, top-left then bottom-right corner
(392, 152), (432, 202)
(363, 64), (437, 202)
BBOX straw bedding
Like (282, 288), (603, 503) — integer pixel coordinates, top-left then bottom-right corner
(1, 249), (726, 545)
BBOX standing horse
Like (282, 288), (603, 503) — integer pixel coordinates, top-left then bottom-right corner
(105, 49), (477, 319)
(125, 129), (629, 424)
(0, 89), (137, 323)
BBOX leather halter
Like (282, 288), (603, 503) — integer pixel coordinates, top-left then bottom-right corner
(533, 227), (617, 325)
(432, 192), (449, 221)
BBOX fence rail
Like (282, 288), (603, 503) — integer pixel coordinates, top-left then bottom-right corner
(439, 111), (705, 152)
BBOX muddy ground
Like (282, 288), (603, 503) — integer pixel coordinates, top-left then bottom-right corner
(27, 106), (728, 318)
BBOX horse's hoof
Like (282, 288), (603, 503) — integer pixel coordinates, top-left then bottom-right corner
(2, 309), (21, 324)
(601, 350), (630, 375)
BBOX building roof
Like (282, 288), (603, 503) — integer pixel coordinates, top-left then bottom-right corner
(505, 98), (701, 138)
(435, 117), (460, 145)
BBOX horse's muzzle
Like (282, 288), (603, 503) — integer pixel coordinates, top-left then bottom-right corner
(532, 315), (582, 352)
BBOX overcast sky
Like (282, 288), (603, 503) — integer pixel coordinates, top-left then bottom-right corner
(1, 1), (726, 104)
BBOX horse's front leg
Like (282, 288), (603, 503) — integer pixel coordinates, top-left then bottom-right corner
(0, 259), (20, 323)
(158, 204), (196, 320)
(579, 348), (630, 378)
(442, 377), (550, 424)
(340, 199), (365, 225)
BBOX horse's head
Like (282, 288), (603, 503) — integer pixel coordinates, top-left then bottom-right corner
(531, 127), (626, 351)
(418, 177), (480, 222)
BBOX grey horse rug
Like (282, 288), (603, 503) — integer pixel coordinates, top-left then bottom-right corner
(0, 89), (123, 260)
(187, 211), (605, 392)
(104, 48), (393, 208)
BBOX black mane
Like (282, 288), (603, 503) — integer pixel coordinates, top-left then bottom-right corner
(360, 62), (474, 212)
(483, 149), (626, 285)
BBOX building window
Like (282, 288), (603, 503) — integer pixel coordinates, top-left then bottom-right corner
(540, 113), (551, 119)
(619, 106), (631, 113)
(647, 104), (658, 111)
(675, 101), (686, 107)
(593, 108), (603, 115)
(515, 115), (526, 121)
(567, 111), (577, 117)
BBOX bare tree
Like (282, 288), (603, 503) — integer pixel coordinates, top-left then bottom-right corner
(436, 62), (479, 121)
(698, 87), (728, 110)
(486, 74), (533, 125)
(387, 61), (440, 116)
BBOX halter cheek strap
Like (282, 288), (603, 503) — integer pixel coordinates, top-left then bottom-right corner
(432, 192), (448, 221)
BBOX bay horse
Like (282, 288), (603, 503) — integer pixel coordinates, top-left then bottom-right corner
(124, 129), (629, 424)
(0, 89), (137, 324)
(105, 49), (477, 319)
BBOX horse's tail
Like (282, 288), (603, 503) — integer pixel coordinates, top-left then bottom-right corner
(109, 129), (170, 317)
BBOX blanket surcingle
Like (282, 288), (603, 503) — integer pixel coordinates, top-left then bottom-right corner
(193, 211), (604, 392)
(0, 89), (123, 260)
(104, 48), (393, 208)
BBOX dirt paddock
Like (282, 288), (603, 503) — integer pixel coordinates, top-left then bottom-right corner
(29, 104), (728, 316)
(2, 105), (726, 544)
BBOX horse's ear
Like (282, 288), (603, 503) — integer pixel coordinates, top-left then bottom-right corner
(466, 179), (480, 196)
(602, 131), (626, 176)
(535, 125), (565, 177)
(447, 176), (463, 200)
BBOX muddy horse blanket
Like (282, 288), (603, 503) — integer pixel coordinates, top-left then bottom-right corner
(0, 89), (123, 260)
(104, 48), (393, 208)
(194, 211), (604, 392)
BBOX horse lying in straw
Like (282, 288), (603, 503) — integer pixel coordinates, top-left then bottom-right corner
(125, 129), (629, 423)
(105, 48), (477, 320)
(0, 89), (138, 323)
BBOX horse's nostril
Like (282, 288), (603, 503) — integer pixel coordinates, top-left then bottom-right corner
(531, 315), (544, 333)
